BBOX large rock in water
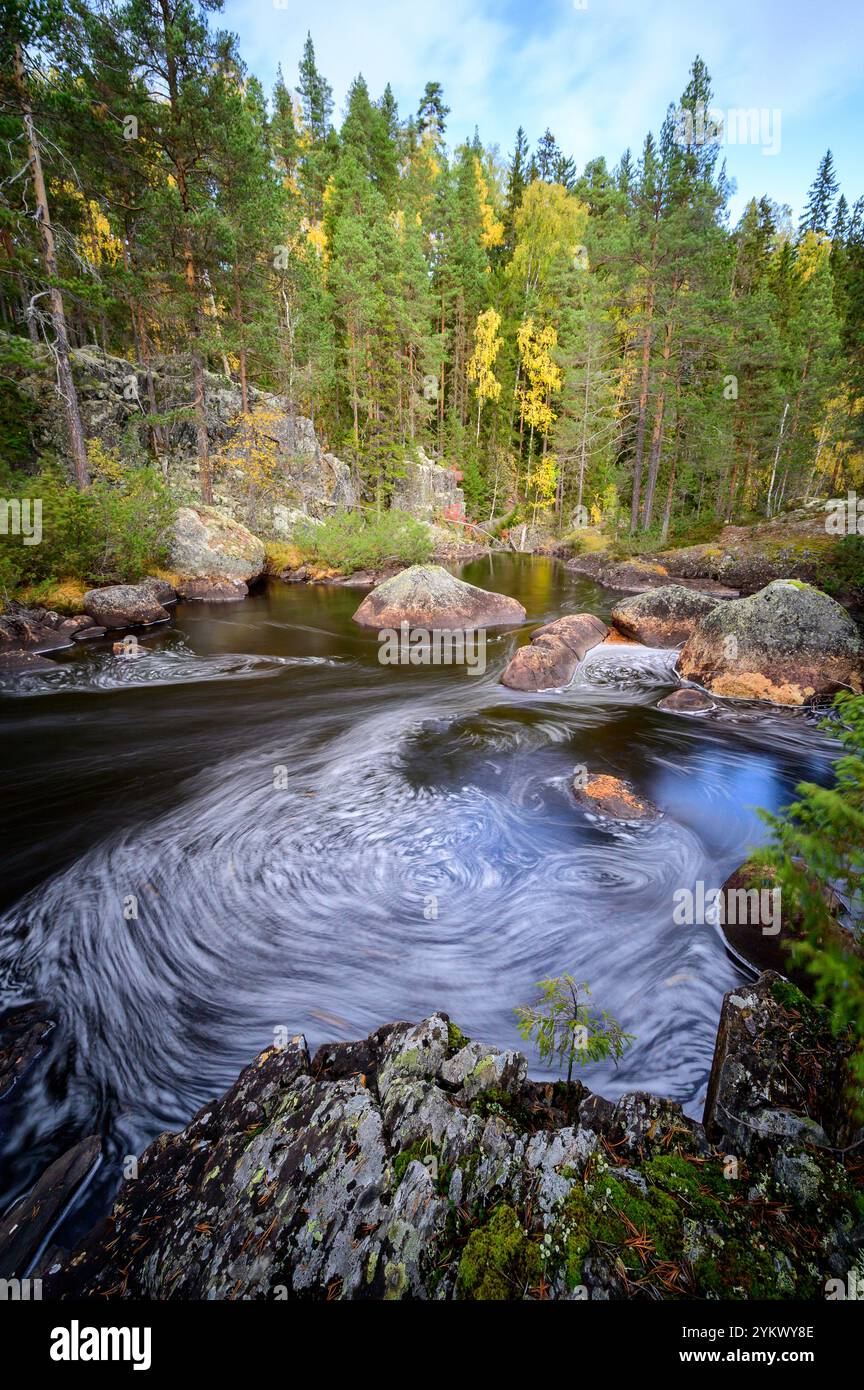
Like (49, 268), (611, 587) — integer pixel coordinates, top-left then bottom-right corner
(44, 992), (862, 1300)
(168, 505), (265, 583)
(83, 583), (170, 629)
(352, 564), (525, 630)
(611, 585), (721, 647)
(501, 613), (607, 691)
(678, 580), (864, 704)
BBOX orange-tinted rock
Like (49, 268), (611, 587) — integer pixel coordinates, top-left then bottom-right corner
(572, 773), (659, 822)
(679, 580), (864, 705)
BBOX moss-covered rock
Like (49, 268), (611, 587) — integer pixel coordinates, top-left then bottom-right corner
(456, 1205), (542, 1300)
(679, 579), (864, 704)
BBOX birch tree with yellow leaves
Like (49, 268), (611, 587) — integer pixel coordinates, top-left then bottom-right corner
(467, 307), (503, 442)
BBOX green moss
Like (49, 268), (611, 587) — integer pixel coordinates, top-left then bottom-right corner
(447, 1021), (470, 1053)
(392, 1139), (433, 1185)
(556, 1185), (592, 1289)
(642, 1154), (731, 1209)
(770, 976), (829, 1032)
(694, 1237), (808, 1300)
(587, 1172), (683, 1268)
(456, 1205), (541, 1300)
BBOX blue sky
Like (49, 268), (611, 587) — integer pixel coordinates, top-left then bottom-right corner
(220, 0), (864, 224)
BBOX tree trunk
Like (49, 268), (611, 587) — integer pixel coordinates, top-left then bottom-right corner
(630, 282), (655, 533)
(660, 458), (676, 543)
(766, 402), (789, 517)
(13, 44), (89, 488)
(159, 0), (209, 501)
(640, 319), (672, 529)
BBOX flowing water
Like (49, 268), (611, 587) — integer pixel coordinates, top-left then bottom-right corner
(0, 555), (837, 1246)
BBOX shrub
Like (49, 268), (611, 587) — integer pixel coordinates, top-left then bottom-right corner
(515, 976), (634, 1085)
(0, 461), (175, 595)
(293, 508), (432, 572)
(755, 691), (864, 1110)
(820, 535), (864, 605)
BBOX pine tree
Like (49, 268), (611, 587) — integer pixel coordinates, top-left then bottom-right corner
(3, 0), (90, 485)
(801, 150), (839, 235)
(417, 81), (449, 140)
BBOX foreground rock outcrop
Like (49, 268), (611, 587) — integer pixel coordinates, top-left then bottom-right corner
(678, 579), (864, 705)
(41, 974), (862, 1300)
(611, 585), (721, 647)
(501, 613), (608, 691)
(352, 564), (526, 630)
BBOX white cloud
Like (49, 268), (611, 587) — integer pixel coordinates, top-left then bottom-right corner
(222, 0), (864, 218)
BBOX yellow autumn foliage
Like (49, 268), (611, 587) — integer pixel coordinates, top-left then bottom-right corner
(474, 158), (504, 250)
(517, 317), (562, 437)
(57, 182), (123, 268)
(219, 408), (285, 496)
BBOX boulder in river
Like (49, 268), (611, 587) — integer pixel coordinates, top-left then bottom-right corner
(140, 576), (177, 605)
(657, 687), (715, 714)
(44, 986), (862, 1300)
(611, 584), (721, 647)
(83, 583), (171, 629)
(572, 772), (659, 822)
(678, 579), (864, 705)
(176, 577), (248, 602)
(0, 650), (60, 675)
(501, 613), (607, 691)
(0, 1003), (53, 1099)
(352, 564), (526, 630)
(716, 860), (860, 990)
(0, 606), (75, 655)
(168, 504), (266, 584)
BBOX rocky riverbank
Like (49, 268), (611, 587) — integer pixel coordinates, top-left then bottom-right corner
(17, 973), (861, 1300)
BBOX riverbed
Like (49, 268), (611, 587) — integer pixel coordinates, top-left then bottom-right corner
(0, 555), (836, 1244)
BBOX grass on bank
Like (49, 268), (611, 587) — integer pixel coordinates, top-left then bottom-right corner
(291, 508), (432, 572)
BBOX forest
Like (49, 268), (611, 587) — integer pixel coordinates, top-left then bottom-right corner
(2, 0), (863, 551)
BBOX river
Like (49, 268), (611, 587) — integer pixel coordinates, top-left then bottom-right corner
(0, 554), (836, 1246)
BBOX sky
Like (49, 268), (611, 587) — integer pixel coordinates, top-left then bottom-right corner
(220, 0), (864, 225)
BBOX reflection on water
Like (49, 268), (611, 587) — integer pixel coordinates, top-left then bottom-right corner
(0, 556), (836, 1244)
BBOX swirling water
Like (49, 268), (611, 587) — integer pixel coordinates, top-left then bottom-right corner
(0, 555), (837, 1245)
